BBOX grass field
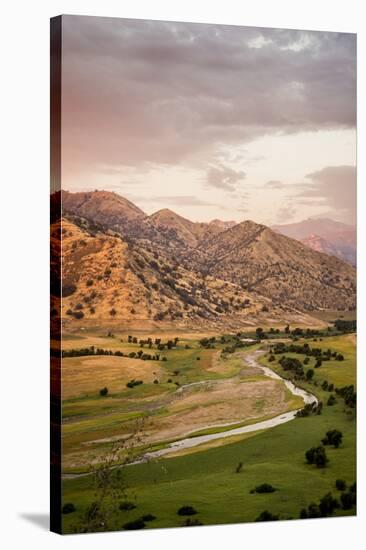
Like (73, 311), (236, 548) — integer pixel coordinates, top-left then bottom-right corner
(60, 329), (356, 533)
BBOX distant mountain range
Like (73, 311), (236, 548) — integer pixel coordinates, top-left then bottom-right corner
(54, 190), (356, 326)
(272, 218), (356, 266)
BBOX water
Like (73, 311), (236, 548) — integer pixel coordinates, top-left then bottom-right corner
(140, 350), (317, 462)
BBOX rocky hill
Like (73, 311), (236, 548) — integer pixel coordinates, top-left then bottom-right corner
(58, 191), (356, 325)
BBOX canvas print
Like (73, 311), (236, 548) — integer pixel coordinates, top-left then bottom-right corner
(50, 15), (357, 534)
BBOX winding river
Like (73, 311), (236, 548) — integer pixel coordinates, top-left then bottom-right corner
(139, 350), (317, 462)
(63, 350), (317, 477)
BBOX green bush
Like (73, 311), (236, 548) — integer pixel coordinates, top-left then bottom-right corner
(62, 502), (76, 514)
(177, 506), (197, 516)
(119, 501), (136, 511)
(123, 519), (145, 530)
(255, 510), (279, 522)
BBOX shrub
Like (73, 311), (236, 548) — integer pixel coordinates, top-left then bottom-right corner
(123, 519), (145, 530)
(335, 479), (346, 491)
(235, 461), (243, 473)
(126, 379), (143, 388)
(327, 395), (336, 406)
(252, 483), (277, 494)
(321, 429), (343, 448)
(73, 311), (84, 319)
(110, 308), (117, 316)
(255, 510), (279, 522)
(62, 503), (76, 514)
(340, 491), (356, 510)
(319, 493), (339, 516)
(86, 279), (94, 287)
(119, 501), (136, 511)
(74, 303), (83, 310)
(306, 369), (314, 381)
(62, 284), (77, 297)
(99, 387), (108, 396)
(177, 506), (197, 516)
(305, 446), (328, 468)
(141, 514), (156, 522)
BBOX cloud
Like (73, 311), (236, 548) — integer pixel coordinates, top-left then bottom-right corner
(276, 204), (297, 222)
(265, 180), (285, 189)
(60, 16), (356, 180)
(206, 164), (246, 191)
(300, 165), (356, 224)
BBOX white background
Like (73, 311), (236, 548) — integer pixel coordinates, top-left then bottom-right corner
(0, 1), (364, 548)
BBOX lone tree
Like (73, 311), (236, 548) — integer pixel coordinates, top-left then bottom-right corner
(305, 446), (329, 468)
(99, 387), (108, 396)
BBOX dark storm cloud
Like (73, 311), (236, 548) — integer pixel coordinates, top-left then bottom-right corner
(62, 15), (356, 177)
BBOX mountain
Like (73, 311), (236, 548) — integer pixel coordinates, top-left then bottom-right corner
(200, 221), (355, 312)
(58, 217), (282, 327)
(272, 218), (356, 265)
(58, 191), (356, 325)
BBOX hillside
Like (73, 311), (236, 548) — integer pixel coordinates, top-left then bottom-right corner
(202, 221), (356, 311)
(60, 217), (293, 327)
(58, 191), (356, 324)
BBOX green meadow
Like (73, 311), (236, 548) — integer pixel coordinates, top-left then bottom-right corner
(61, 329), (356, 533)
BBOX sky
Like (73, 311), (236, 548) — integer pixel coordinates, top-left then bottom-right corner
(61, 15), (356, 226)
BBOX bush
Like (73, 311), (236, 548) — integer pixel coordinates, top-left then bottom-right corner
(335, 479), (347, 491)
(62, 502), (76, 514)
(119, 501), (136, 511)
(99, 387), (108, 396)
(305, 446), (328, 468)
(321, 429), (343, 448)
(141, 514), (156, 522)
(110, 308), (117, 316)
(62, 284), (77, 297)
(126, 379), (143, 388)
(86, 279), (94, 287)
(252, 483), (277, 494)
(123, 519), (145, 530)
(327, 395), (336, 406)
(73, 311), (84, 319)
(319, 493), (339, 516)
(177, 506), (197, 516)
(340, 491), (356, 510)
(255, 510), (279, 522)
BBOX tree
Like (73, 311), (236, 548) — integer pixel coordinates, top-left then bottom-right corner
(255, 510), (279, 522)
(76, 418), (147, 533)
(62, 503), (76, 514)
(235, 461), (243, 473)
(327, 395), (336, 406)
(335, 479), (346, 491)
(319, 493), (339, 516)
(306, 369), (314, 381)
(340, 491), (356, 510)
(177, 506), (197, 516)
(305, 446), (328, 468)
(99, 387), (108, 396)
(322, 429), (343, 448)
